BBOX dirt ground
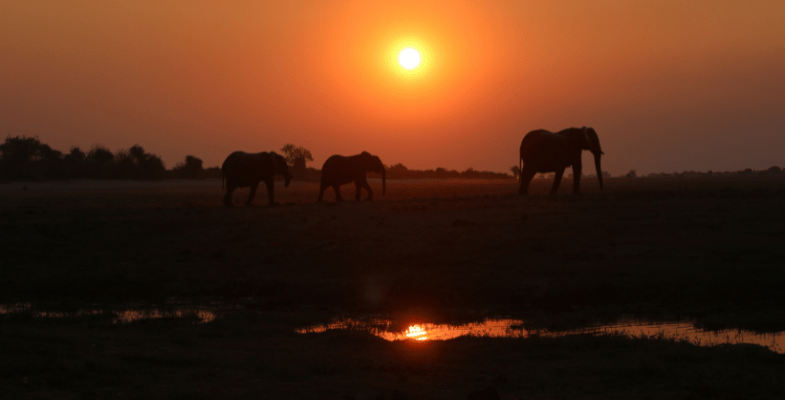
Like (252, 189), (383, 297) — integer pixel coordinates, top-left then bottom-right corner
(1, 176), (785, 398)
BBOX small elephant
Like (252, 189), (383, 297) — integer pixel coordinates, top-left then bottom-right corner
(317, 151), (386, 202)
(221, 151), (292, 207)
(519, 126), (604, 195)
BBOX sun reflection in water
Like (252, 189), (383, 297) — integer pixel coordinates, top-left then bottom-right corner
(297, 318), (785, 354)
(405, 324), (428, 340)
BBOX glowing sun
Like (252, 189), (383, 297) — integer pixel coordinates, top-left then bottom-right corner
(398, 47), (421, 70)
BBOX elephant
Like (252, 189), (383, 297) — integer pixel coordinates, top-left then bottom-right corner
(221, 151), (292, 207)
(518, 126), (604, 195)
(317, 151), (386, 202)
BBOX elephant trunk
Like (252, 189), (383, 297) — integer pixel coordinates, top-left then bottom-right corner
(382, 168), (386, 196)
(593, 152), (603, 190)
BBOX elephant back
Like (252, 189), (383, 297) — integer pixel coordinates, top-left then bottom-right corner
(521, 130), (553, 157)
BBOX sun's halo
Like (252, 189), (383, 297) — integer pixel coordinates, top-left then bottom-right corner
(398, 47), (421, 70)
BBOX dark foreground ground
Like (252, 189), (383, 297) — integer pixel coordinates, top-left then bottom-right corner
(1, 176), (784, 399)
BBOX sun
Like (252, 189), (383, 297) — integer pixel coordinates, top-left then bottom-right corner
(398, 47), (421, 70)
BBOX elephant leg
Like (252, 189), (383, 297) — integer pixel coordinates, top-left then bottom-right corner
(550, 169), (565, 194)
(317, 181), (328, 202)
(357, 178), (373, 201)
(264, 178), (275, 205)
(519, 169), (536, 195)
(333, 185), (344, 202)
(223, 184), (235, 207)
(246, 181), (259, 206)
(572, 163), (582, 194)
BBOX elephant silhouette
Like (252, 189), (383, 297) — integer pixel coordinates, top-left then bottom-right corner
(317, 151), (386, 202)
(519, 127), (604, 195)
(221, 151), (292, 207)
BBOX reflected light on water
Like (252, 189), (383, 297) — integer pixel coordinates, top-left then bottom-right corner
(405, 324), (428, 340)
(297, 318), (785, 354)
(0, 303), (216, 324)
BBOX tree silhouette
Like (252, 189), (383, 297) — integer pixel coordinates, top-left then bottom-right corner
(63, 147), (87, 178)
(173, 155), (204, 179)
(86, 145), (114, 179)
(0, 135), (64, 180)
(114, 145), (165, 180)
(280, 144), (313, 169)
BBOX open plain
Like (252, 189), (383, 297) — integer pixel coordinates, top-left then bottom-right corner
(2, 176), (785, 399)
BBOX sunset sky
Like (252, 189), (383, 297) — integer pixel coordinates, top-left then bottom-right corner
(2, 1), (784, 175)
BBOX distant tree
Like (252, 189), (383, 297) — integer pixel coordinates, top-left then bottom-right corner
(626, 169), (637, 178)
(173, 155), (204, 179)
(388, 163), (407, 176)
(35, 142), (63, 180)
(280, 144), (313, 169)
(113, 149), (138, 179)
(203, 166), (222, 179)
(602, 171), (611, 179)
(64, 146), (86, 163)
(0, 135), (64, 180)
(86, 145), (115, 179)
(0, 136), (42, 164)
(435, 167), (447, 179)
(461, 167), (487, 179)
(0, 135), (38, 179)
(510, 165), (520, 179)
(767, 166), (781, 175)
(63, 146), (87, 179)
(140, 154), (166, 180)
(118, 145), (165, 180)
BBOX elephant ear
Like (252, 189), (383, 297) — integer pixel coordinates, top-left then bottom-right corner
(275, 153), (289, 174)
(581, 126), (590, 146)
(584, 127), (604, 155)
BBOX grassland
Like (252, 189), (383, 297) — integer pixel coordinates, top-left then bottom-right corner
(1, 176), (784, 398)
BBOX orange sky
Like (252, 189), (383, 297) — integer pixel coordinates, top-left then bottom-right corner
(2, 1), (784, 175)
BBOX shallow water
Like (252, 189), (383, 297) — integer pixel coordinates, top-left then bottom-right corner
(0, 303), (216, 324)
(4, 303), (782, 353)
(297, 318), (785, 354)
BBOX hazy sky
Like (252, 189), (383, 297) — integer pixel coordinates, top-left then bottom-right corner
(2, 1), (784, 175)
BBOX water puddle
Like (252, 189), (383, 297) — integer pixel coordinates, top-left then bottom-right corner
(0, 303), (216, 324)
(5, 303), (783, 354)
(297, 318), (785, 354)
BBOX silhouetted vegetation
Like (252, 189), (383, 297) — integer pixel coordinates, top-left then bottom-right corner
(278, 144), (321, 181)
(0, 136), (64, 181)
(172, 155), (205, 179)
(638, 166), (783, 179)
(0, 136), (167, 181)
(280, 144), (314, 170)
(3, 135), (782, 183)
(385, 163), (512, 180)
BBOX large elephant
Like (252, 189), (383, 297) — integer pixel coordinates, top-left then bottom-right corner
(518, 126), (604, 195)
(317, 151), (386, 202)
(221, 151), (292, 207)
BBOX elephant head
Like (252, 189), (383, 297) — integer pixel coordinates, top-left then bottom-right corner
(360, 151), (386, 195)
(269, 151), (293, 187)
(580, 127), (604, 190)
